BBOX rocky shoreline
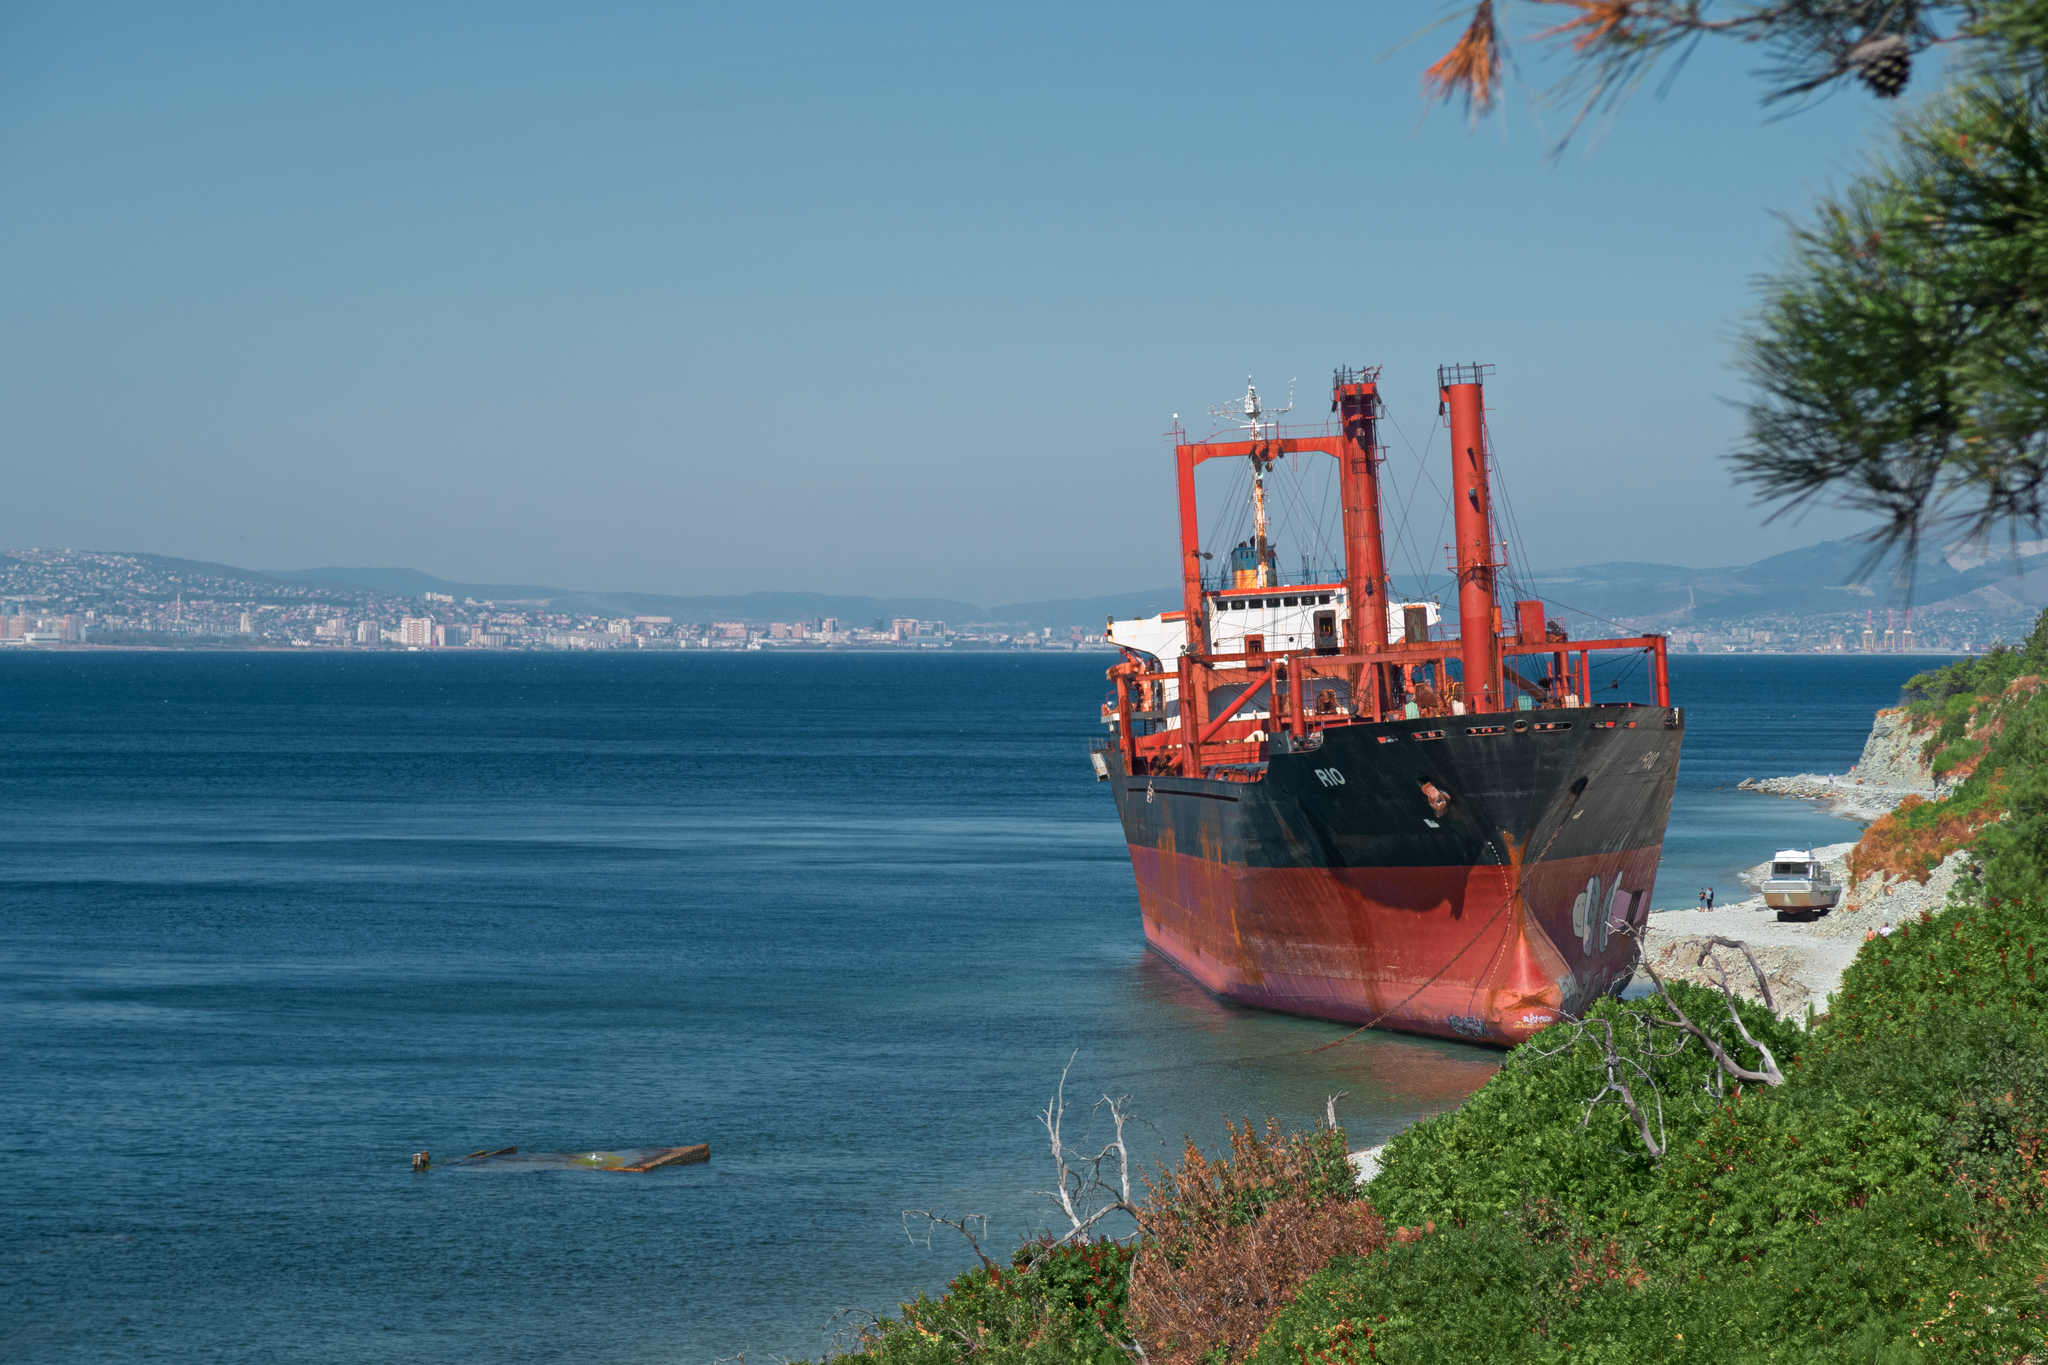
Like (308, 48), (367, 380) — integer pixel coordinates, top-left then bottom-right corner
(1641, 843), (1973, 1018)
(1732, 707), (1948, 819)
(1734, 772), (1938, 821)
(1645, 704), (1974, 1019)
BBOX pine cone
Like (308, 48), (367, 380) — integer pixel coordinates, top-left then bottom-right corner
(1848, 34), (1911, 98)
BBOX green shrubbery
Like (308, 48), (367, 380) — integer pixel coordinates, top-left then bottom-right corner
(1362, 982), (1801, 1240)
(832, 1240), (1135, 1365)
(1251, 900), (2048, 1363)
(827, 902), (2048, 1364)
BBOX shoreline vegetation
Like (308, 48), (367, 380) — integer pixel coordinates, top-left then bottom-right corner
(819, 610), (2048, 1365)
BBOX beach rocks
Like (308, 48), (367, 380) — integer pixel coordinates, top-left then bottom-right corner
(1821, 847), (1976, 936)
(1348, 1144), (1385, 1184)
(1736, 773), (1933, 821)
(1642, 936), (1813, 1013)
(1644, 849), (1976, 1019)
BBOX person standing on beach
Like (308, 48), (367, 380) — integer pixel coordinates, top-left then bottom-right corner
(1707, 887), (1716, 910)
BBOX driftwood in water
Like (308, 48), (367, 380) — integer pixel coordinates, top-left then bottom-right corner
(613, 1144), (709, 1172)
(465, 1145), (518, 1158)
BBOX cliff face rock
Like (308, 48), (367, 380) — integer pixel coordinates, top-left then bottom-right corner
(1851, 708), (1937, 789)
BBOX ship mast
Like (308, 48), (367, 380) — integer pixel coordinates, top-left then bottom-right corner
(1251, 462), (1271, 588)
(1441, 363), (1501, 712)
(1209, 378), (1292, 589)
(1333, 366), (1389, 709)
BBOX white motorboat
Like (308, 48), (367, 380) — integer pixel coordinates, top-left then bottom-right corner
(1762, 848), (1843, 916)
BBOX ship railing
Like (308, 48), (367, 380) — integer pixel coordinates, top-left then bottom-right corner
(1200, 569), (1348, 593)
(1103, 631), (1671, 780)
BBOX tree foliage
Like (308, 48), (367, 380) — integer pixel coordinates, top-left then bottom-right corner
(1424, 1), (2044, 121)
(1423, 2), (2048, 559)
(1734, 67), (2048, 566)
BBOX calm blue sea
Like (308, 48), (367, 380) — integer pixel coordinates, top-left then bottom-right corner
(0, 651), (1934, 1363)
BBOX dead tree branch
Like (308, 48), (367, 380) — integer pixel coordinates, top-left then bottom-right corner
(1521, 930), (1786, 1164)
(1639, 950), (1785, 1087)
(1696, 934), (1776, 1013)
(1531, 1011), (1671, 1158)
(1036, 1053), (1146, 1247)
(1325, 1092), (1349, 1129)
(900, 1209), (998, 1272)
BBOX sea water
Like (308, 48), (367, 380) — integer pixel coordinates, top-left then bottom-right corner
(0, 651), (1934, 1362)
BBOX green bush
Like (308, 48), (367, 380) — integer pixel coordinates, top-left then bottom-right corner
(1365, 982), (1801, 1237)
(1250, 1188), (2039, 1363)
(1248, 901), (2048, 1363)
(828, 1240), (1134, 1365)
(1819, 898), (2048, 1046)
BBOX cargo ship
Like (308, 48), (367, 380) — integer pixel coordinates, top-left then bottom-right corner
(1092, 364), (1679, 1046)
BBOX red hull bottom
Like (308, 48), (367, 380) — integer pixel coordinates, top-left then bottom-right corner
(1129, 844), (1655, 1046)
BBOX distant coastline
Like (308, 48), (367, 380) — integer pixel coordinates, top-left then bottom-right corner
(4, 539), (2042, 654)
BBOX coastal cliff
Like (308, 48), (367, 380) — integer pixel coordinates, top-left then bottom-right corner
(1851, 705), (1942, 787)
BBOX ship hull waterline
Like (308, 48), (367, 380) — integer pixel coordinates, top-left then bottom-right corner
(1109, 705), (1681, 1047)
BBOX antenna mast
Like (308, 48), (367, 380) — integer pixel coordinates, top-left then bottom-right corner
(1207, 378), (1294, 589)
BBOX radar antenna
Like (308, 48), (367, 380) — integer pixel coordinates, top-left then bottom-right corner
(1206, 377), (1294, 591)
(1207, 377), (1294, 441)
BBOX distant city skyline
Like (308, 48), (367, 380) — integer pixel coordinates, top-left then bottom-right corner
(5, 532), (2043, 655)
(1, 3), (1913, 603)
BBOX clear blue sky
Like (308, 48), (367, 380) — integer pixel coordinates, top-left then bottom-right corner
(0, 2), (1904, 605)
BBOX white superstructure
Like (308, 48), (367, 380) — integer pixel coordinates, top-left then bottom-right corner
(1106, 590), (1441, 660)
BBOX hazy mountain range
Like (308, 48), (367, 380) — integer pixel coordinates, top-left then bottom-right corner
(259, 536), (2048, 631)
(24, 537), (2035, 633)
(1509, 537), (2048, 630)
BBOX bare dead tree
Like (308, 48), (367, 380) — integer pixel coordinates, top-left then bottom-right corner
(1697, 934), (1778, 1013)
(1522, 930), (1790, 1163)
(900, 1210), (998, 1272)
(1036, 1053), (1146, 1246)
(1638, 943), (1786, 1087)
(1528, 1008), (1684, 1158)
(1324, 1093), (1349, 1129)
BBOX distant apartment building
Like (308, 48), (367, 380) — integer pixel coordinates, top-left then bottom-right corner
(314, 617), (348, 641)
(713, 622), (747, 640)
(434, 624), (467, 648)
(355, 620), (379, 645)
(239, 611), (254, 634)
(401, 617), (433, 647)
(821, 617), (839, 634)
